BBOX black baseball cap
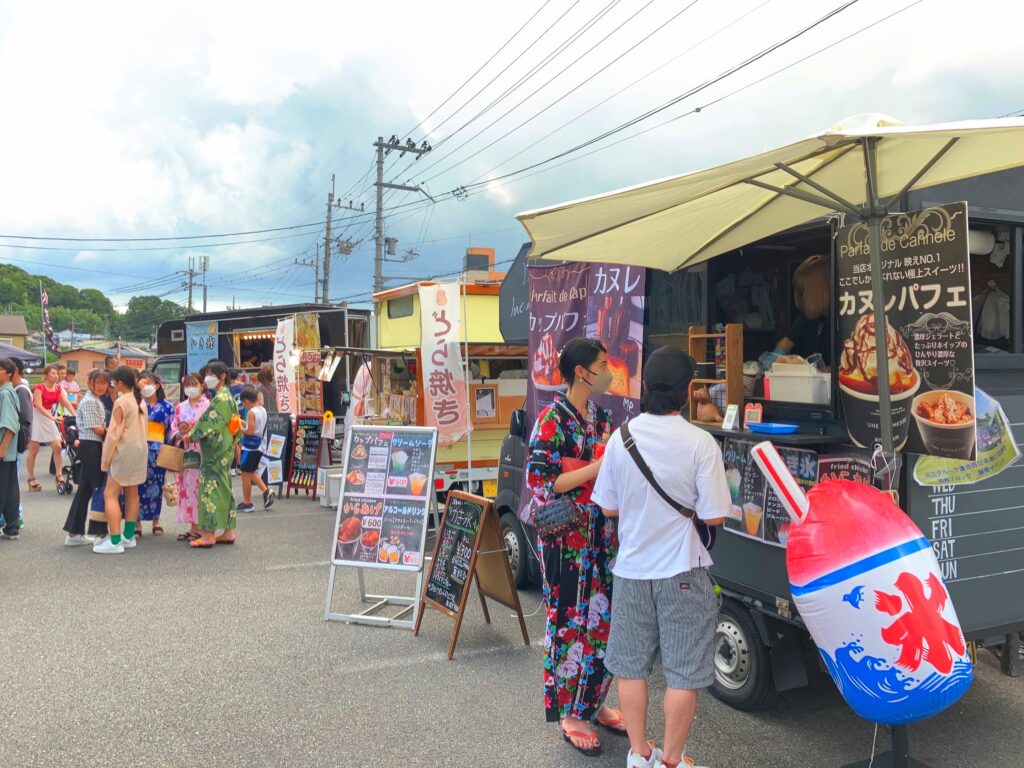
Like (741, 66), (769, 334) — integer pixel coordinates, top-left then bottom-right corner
(643, 346), (694, 394)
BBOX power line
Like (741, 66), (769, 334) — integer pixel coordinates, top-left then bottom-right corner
(466, 0), (926, 196)
(457, 0), (862, 195)
(421, 0), (586, 144)
(401, 0), (554, 141)
(466, 0), (774, 185)
(418, 0), (700, 184)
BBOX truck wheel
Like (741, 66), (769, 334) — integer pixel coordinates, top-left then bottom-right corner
(711, 600), (778, 711)
(500, 510), (529, 588)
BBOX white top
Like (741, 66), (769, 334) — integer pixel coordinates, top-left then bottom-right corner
(591, 413), (731, 579)
(248, 406), (268, 451)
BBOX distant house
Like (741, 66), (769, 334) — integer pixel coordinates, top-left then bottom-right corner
(58, 345), (152, 373)
(0, 315), (29, 348)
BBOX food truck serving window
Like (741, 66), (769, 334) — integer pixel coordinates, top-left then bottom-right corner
(238, 331), (275, 368)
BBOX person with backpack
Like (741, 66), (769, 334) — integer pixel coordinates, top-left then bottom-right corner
(591, 346), (729, 768)
(0, 357), (22, 539)
(237, 387), (275, 512)
(3, 358), (33, 531)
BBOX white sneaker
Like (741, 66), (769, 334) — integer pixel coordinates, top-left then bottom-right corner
(676, 756), (708, 768)
(64, 534), (88, 547)
(121, 535), (137, 550)
(627, 744), (663, 768)
(93, 536), (124, 555)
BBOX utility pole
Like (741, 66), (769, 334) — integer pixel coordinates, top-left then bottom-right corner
(296, 243), (321, 303)
(322, 174), (335, 303)
(373, 135), (433, 295)
(200, 255), (210, 313)
(184, 256), (198, 312)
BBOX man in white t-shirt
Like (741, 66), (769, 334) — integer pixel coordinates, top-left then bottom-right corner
(592, 346), (729, 768)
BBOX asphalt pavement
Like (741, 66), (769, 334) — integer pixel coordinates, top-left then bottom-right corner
(2, 453), (1022, 768)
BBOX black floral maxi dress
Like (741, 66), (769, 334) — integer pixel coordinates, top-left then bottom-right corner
(527, 395), (616, 722)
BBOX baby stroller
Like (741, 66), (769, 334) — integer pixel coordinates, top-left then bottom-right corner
(50, 415), (81, 496)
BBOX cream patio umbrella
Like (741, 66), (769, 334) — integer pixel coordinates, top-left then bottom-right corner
(517, 114), (1024, 453)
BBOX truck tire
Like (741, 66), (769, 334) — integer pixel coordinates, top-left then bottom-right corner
(500, 510), (530, 588)
(710, 599), (778, 711)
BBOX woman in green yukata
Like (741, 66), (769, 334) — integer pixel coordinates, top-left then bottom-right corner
(180, 361), (241, 549)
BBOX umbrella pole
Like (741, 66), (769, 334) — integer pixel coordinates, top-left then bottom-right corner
(867, 215), (894, 456)
(845, 144), (932, 768)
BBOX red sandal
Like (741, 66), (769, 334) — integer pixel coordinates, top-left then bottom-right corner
(561, 722), (601, 757)
(595, 708), (629, 734)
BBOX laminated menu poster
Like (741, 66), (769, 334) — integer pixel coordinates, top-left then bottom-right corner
(288, 414), (322, 490)
(722, 437), (816, 548)
(332, 425), (438, 571)
(297, 351), (324, 414)
(835, 203), (976, 459)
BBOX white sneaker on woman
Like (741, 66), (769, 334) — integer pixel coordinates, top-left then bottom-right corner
(121, 535), (137, 550)
(92, 536), (124, 555)
(64, 534), (88, 546)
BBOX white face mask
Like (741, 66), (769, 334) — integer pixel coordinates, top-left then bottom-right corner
(204, 375), (219, 390)
(184, 386), (201, 399)
(140, 384), (157, 398)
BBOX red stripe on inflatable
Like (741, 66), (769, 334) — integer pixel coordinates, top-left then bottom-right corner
(754, 445), (802, 515)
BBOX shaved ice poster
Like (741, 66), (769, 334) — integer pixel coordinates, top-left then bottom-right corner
(835, 203), (976, 459)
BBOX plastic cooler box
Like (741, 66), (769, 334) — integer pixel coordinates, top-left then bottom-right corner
(764, 362), (831, 404)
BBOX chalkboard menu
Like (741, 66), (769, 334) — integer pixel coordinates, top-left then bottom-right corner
(289, 413), (323, 490)
(424, 494), (483, 614)
(722, 437), (816, 548)
(332, 425), (438, 572)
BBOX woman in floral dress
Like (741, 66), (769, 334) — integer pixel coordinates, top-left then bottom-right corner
(137, 372), (174, 536)
(527, 338), (625, 756)
(182, 361), (240, 548)
(170, 372), (209, 541)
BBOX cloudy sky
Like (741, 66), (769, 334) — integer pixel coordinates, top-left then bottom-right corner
(0, 0), (1021, 311)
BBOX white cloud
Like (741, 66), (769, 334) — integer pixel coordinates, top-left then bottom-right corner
(0, 0), (1021, 307)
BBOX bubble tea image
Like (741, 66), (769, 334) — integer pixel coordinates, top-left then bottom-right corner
(751, 441), (972, 725)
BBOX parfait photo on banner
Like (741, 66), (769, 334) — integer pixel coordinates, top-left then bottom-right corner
(836, 202), (976, 459)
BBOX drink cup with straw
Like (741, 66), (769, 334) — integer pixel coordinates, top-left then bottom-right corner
(750, 441), (972, 726)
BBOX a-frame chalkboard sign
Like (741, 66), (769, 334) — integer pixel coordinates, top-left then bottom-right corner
(414, 490), (529, 659)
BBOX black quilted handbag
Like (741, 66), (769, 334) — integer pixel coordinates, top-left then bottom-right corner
(532, 496), (582, 542)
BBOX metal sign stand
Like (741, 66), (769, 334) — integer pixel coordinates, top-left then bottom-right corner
(324, 563), (425, 630)
(323, 424), (439, 630)
(324, 492), (442, 630)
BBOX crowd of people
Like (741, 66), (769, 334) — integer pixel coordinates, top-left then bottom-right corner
(0, 355), (277, 554)
(527, 338), (729, 768)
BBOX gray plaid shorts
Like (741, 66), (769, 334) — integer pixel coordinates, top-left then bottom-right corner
(606, 567), (719, 690)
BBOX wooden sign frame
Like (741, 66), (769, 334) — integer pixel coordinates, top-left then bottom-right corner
(287, 412), (323, 499)
(414, 490), (529, 659)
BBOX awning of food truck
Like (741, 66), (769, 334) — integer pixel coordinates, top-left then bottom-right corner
(516, 114), (1024, 272)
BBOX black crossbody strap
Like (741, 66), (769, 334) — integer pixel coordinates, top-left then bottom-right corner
(620, 422), (696, 519)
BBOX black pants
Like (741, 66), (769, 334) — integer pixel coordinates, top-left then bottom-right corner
(64, 441), (103, 535)
(0, 460), (20, 534)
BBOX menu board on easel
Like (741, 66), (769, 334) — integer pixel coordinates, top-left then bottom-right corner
(332, 425), (438, 571)
(287, 414), (322, 496)
(263, 413), (292, 490)
(414, 491), (529, 659)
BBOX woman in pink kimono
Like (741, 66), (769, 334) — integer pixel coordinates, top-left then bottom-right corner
(171, 373), (209, 542)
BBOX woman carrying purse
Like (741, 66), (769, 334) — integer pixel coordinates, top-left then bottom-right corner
(526, 337), (625, 757)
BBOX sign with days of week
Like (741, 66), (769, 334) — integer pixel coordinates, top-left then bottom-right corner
(415, 491), (529, 659)
(333, 425), (437, 572)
